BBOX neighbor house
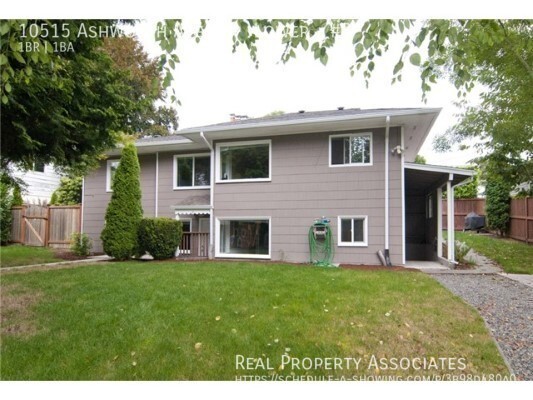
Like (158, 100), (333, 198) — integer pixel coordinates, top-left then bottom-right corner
(12, 162), (62, 204)
(82, 108), (473, 266)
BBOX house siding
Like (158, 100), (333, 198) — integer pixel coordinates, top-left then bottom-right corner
(213, 127), (403, 265)
(83, 152), (210, 252)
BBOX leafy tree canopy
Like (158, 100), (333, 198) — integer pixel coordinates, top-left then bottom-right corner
(0, 20), (177, 180)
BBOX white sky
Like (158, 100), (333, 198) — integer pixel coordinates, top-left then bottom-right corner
(127, 19), (482, 167)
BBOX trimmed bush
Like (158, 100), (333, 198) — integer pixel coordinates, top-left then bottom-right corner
(12, 185), (24, 206)
(52, 176), (82, 205)
(100, 142), (143, 260)
(138, 218), (183, 260)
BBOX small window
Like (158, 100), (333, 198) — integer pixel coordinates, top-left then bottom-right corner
(427, 194), (433, 219)
(338, 216), (368, 247)
(174, 154), (211, 189)
(32, 161), (45, 173)
(330, 133), (372, 166)
(216, 140), (271, 182)
(106, 160), (119, 192)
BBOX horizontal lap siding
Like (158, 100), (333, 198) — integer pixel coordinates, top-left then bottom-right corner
(214, 128), (403, 265)
(83, 153), (209, 253)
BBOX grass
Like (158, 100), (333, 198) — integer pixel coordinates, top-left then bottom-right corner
(0, 244), (63, 268)
(0, 261), (509, 380)
(455, 232), (533, 274)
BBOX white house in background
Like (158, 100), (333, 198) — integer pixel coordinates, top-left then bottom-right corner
(12, 162), (62, 204)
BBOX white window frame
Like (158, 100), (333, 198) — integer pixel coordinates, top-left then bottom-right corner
(337, 215), (368, 247)
(215, 139), (272, 183)
(106, 159), (119, 192)
(329, 132), (373, 167)
(215, 217), (271, 259)
(173, 153), (211, 190)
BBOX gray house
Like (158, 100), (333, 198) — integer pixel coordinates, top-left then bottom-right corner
(82, 108), (473, 266)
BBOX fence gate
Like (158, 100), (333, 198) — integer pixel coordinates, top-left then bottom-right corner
(10, 205), (81, 248)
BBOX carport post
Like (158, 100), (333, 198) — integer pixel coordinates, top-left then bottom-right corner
(437, 187), (443, 258)
(446, 177), (455, 262)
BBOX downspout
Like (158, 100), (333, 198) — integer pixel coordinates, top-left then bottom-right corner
(383, 116), (392, 266)
(155, 152), (159, 217)
(200, 131), (214, 259)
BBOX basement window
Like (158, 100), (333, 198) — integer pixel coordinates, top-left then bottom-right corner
(330, 133), (372, 166)
(338, 216), (368, 247)
(216, 218), (271, 259)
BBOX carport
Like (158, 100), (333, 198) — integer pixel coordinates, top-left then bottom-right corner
(404, 163), (474, 265)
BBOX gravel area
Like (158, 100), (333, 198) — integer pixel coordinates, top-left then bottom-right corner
(431, 274), (533, 380)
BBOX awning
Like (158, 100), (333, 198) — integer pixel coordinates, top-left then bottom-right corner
(173, 205), (211, 215)
(404, 163), (474, 194)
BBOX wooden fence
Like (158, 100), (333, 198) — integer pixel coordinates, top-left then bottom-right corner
(11, 205), (81, 248)
(443, 197), (532, 244)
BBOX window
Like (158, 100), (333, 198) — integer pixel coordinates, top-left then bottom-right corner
(216, 218), (270, 259)
(427, 194), (434, 219)
(338, 216), (368, 247)
(330, 133), (372, 166)
(216, 140), (271, 182)
(173, 154), (211, 189)
(106, 160), (119, 192)
(32, 161), (45, 173)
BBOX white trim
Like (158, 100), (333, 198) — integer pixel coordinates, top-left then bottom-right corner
(437, 187), (443, 258)
(215, 139), (272, 183)
(105, 159), (119, 192)
(447, 180), (455, 262)
(200, 131), (216, 259)
(337, 216), (368, 247)
(400, 126), (406, 265)
(173, 153), (211, 190)
(155, 152), (159, 217)
(80, 177), (85, 234)
(215, 216), (271, 259)
(384, 117), (390, 252)
(329, 132), (373, 167)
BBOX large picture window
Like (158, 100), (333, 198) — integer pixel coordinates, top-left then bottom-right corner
(174, 154), (210, 189)
(330, 133), (372, 166)
(216, 218), (270, 259)
(216, 140), (271, 182)
(338, 216), (368, 247)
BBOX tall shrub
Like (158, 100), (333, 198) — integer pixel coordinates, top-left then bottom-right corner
(51, 176), (82, 205)
(485, 179), (511, 236)
(100, 142), (143, 260)
(0, 182), (13, 245)
(12, 185), (24, 206)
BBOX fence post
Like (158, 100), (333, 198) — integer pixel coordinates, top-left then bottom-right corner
(45, 206), (51, 247)
(20, 205), (27, 244)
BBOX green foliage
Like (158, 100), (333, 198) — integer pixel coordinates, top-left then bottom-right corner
(455, 240), (472, 265)
(0, 20), (170, 180)
(11, 185), (24, 206)
(100, 142), (143, 260)
(263, 110), (285, 117)
(0, 182), (13, 245)
(51, 176), (82, 205)
(485, 179), (511, 236)
(138, 218), (183, 260)
(414, 154), (426, 164)
(70, 232), (92, 256)
(454, 168), (479, 199)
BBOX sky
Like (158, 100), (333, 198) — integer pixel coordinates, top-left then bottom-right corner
(126, 19), (482, 167)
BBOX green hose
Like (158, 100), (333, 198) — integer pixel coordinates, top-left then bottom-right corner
(308, 222), (335, 267)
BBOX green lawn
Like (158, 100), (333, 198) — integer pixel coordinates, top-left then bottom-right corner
(1, 261), (509, 380)
(455, 232), (533, 274)
(0, 244), (63, 268)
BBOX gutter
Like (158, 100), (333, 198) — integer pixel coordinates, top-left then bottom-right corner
(155, 152), (159, 217)
(200, 131), (215, 259)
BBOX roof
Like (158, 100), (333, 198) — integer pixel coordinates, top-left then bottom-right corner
(178, 107), (435, 134)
